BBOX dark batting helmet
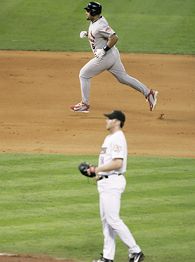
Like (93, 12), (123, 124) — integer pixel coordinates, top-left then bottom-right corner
(84, 2), (102, 16)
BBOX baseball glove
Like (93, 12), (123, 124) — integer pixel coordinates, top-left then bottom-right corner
(78, 162), (96, 178)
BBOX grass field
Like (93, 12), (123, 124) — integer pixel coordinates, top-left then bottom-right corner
(0, 154), (195, 262)
(0, 0), (195, 54)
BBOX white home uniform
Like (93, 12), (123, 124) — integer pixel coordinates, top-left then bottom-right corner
(97, 130), (141, 260)
(80, 16), (150, 105)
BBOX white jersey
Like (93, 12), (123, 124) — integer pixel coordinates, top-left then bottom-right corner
(87, 16), (116, 53)
(98, 130), (127, 176)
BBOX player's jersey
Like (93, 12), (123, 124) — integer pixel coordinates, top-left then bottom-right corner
(98, 130), (127, 176)
(87, 16), (116, 53)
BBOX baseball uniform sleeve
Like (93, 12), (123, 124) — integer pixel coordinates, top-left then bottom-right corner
(99, 25), (115, 38)
(111, 142), (125, 159)
(110, 131), (127, 160)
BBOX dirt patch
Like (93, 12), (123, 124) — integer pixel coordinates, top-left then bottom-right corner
(0, 51), (195, 157)
(0, 254), (74, 262)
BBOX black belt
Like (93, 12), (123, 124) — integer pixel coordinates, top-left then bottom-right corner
(99, 173), (123, 180)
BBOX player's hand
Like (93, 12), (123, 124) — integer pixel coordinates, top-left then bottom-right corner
(80, 31), (88, 38)
(95, 48), (106, 59)
(78, 162), (96, 178)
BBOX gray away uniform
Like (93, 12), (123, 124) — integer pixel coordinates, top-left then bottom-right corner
(80, 16), (150, 105)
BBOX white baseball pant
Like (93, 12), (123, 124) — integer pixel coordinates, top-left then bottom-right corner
(97, 175), (141, 260)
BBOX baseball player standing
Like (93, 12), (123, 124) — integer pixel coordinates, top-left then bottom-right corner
(70, 2), (158, 113)
(80, 110), (144, 262)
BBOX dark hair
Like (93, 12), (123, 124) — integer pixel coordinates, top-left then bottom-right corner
(120, 121), (124, 128)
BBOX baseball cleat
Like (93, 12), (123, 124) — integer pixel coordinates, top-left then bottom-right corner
(70, 101), (90, 113)
(129, 252), (144, 262)
(146, 89), (158, 111)
(92, 254), (113, 262)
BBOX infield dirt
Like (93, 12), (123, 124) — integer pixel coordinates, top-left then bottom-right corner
(0, 51), (195, 158)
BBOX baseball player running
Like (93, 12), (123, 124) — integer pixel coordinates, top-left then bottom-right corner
(70, 2), (158, 113)
(79, 110), (144, 262)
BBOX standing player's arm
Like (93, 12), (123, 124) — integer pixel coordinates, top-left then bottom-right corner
(95, 158), (123, 174)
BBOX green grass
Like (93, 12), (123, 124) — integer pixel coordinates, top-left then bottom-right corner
(0, 154), (195, 262)
(0, 0), (195, 54)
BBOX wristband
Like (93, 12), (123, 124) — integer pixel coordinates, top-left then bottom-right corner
(103, 45), (111, 52)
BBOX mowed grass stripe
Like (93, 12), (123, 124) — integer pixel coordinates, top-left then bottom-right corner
(0, 0), (195, 53)
(0, 154), (195, 262)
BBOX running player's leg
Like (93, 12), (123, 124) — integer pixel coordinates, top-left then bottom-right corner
(79, 56), (114, 105)
(108, 50), (150, 97)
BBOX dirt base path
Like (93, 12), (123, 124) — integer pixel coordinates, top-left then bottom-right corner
(0, 253), (74, 262)
(0, 51), (195, 158)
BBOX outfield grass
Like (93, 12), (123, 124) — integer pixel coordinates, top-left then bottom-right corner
(0, 154), (195, 262)
(0, 0), (195, 54)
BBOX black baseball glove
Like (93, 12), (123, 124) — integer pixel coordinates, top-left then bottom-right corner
(78, 162), (96, 178)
